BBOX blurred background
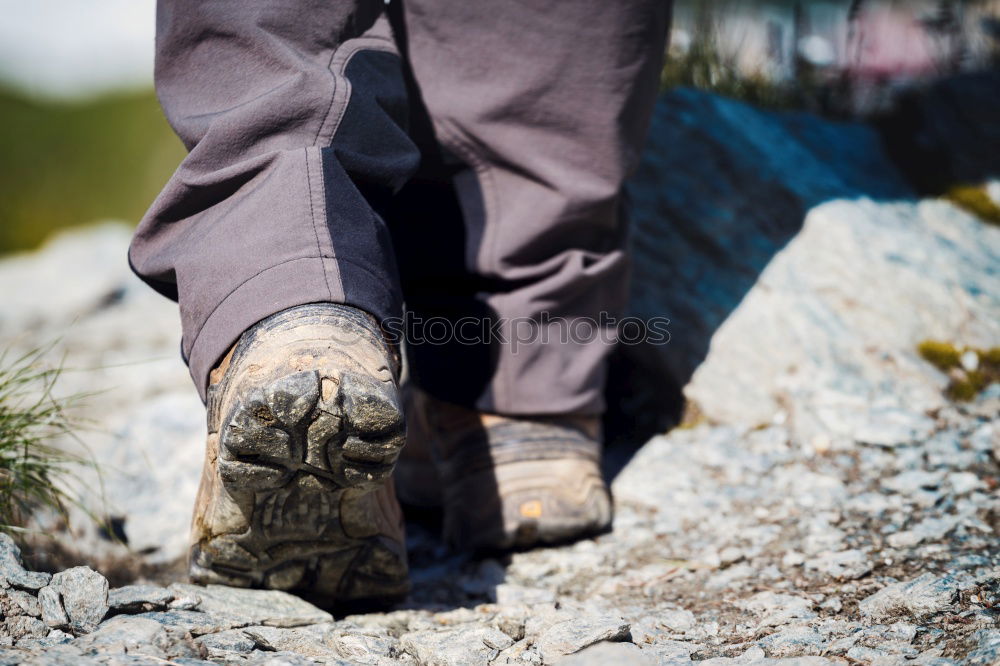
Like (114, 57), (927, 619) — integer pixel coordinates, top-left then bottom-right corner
(0, 0), (181, 254)
(1, 0), (998, 255)
(667, 0), (1000, 113)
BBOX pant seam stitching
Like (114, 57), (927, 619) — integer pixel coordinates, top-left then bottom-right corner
(316, 36), (399, 311)
(312, 45), (341, 147)
(304, 148), (335, 301)
(323, 38), (397, 146)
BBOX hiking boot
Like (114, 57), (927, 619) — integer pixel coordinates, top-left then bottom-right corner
(189, 304), (409, 606)
(400, 388), (612, 550)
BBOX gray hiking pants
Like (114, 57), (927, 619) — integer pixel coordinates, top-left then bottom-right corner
(130, 0), (670, 416)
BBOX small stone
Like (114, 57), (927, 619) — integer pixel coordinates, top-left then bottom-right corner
(811, 433), (832, 454)
(805, 550), (873, 581)
(970, 423), (997, 452)
(706, 562), (755, 589)
(15, 628), (73, 650)
(402, 625), (515, 666)
(960, 350), (980, 372)
(241, 625), (340, 659)
(38, 586), (70, 628)
(168, 583), (330, 627)
(6, 589), (41, 617)
(820, 597), (843, 613)
(108, 584), (174, 613)
(168, 592), (202, 611)
(859, 573), (960, 621)
(558, 641), (653, 665)
(947, 472), (985, 495)
(76, 615), (170, 657)
(853, 408), (936, 448)
(494, 583), (556, 605)
(493, 638), (544, 665)
(881, 470), (945, 495)
(0, 534), (51, 591)
(132, 609), (242, 636)
(492, 606), (529, 641)
(3, 615), (48, 641)
(827, 621), (919, 659)
(630, 615), (675, 644)
(802, 524), (847, 557)
(638, 640), (699, 663)
(744, 646), (768, 660)
(330, 631), (401, 664)
(49, 566), (110, 632)
(195, 629), (257, 657)
(782, 550), (806, 567)
(241, 652), (322, 665)
(719, 547), (745, 566)
(533, 614), (630, 664)
(887, 515), (960, 549)
(846, 645), (891, 661)
(968, 629), (1000, 665)
(738, 592), (816, 626)
(756, 625), (825, 658)
(684, 620), (719, 642)
(883, 622), (918, 644)
(951, 554), (992, 570)
(659, 609), (697, 634)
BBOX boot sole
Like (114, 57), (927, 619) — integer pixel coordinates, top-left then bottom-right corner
(190, 367), (409, 606)
(443, 458), (612, 551)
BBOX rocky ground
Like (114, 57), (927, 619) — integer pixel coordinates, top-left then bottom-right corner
(0, 344), (996, 664)
(0, 87), (998, 664)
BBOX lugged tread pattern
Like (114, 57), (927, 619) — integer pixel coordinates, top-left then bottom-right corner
(190, 305), (408, 606)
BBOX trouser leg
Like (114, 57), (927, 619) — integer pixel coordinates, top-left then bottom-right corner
(388, 0), (671, 416)
(129, 0), (419, 400)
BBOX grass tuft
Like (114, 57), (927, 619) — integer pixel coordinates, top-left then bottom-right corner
(0, 346), (88, 532)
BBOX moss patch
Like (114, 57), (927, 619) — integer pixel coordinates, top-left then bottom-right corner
(943, 184), (1000, 226)
(917, 340), (1000, 401)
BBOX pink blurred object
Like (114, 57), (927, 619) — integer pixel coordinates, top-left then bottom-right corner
(847, 7), (940, 78)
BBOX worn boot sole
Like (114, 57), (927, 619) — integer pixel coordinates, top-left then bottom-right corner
(190, 307), (409, 607)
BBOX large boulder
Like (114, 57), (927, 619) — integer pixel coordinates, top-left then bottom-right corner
(612, 87), (999, 441)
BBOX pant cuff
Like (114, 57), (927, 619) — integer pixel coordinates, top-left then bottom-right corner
(185, 256), (399, 402)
